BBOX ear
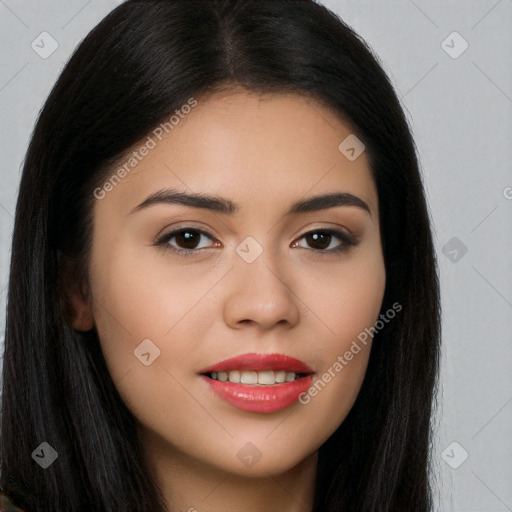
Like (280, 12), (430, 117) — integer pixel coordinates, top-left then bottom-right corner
(59, 252), (95, 332)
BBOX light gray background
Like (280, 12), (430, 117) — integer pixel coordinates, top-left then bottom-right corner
(0, 1), (511, 510)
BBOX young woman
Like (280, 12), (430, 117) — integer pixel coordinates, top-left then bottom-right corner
(0, 0), (440, 510)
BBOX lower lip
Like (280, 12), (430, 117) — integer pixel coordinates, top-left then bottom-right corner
(202, 375), (313, 413)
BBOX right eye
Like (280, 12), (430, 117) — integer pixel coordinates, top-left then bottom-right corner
(155, 228), (219, 257)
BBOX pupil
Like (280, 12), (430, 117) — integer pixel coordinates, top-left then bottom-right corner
(307, 232), (330, 250)
(177, 231), (199, 249)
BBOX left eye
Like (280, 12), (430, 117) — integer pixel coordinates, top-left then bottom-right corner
(294, 230), (355, 251)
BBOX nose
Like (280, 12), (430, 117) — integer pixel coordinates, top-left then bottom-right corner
(222, 249), (301, 332)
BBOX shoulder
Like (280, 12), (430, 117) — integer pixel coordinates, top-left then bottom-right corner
(0, 491), (26, 512)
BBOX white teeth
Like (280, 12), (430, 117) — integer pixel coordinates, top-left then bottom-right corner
(258, 370), (275, 385)
(240, 371), (258, 384)
(228, 370), (240, 383)
(210, 370), (300, 384)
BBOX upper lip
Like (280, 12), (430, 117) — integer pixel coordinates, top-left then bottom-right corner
(200, 353), (314, 375)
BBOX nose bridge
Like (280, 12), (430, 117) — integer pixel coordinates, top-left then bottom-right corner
(222, 234), (300, 329)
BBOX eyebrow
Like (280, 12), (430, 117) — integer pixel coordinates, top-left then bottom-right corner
(130, 189), (371, 217)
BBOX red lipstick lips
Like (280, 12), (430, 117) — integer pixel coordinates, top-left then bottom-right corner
(200, 353), (314, 413)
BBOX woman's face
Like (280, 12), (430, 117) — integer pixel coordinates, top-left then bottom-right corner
(80, 89), (385, 478)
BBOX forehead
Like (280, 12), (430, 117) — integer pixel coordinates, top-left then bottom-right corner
(96, 88), (377, 217)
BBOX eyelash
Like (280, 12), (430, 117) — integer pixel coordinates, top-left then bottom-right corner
(154, 227), (357, 258)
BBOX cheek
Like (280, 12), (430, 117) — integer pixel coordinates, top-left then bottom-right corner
(296, 245), (385, 429)
(308, 245), (386, 349)
(88, 244), (217, 374)
(87, 247), (223, 439)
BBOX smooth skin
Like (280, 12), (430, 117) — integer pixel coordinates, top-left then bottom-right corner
(69, 87), (386, 512)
